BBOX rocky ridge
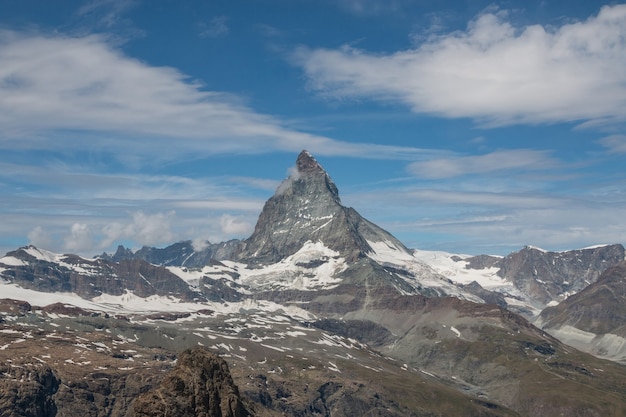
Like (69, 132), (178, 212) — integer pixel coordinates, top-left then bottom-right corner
(536, 261), (626, 362)
(491, 244), (625, 306)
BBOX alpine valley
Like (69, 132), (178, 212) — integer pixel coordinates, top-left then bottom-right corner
(1, 151), (626, 417)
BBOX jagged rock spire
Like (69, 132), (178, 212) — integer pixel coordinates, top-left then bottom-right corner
(296, 150), (325, 174)
(236, 150), (408, 265)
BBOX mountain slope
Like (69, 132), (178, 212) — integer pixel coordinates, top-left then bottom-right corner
(536, 261), (626, 363)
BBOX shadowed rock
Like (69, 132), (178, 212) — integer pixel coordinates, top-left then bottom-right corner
(132, 347), (253, 417)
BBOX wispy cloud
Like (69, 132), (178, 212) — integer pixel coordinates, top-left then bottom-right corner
(345, 185), (626, 254)
(294, 4), (626, 127)
(197, 16), (230, 38)
(598, 134), (626, 154)
(331, 0), (414, 16)
(407, 149), (557, 179)
(0, 162), (268, 254)
(0, 30), (439, 163)
(75, 0), (142, 41)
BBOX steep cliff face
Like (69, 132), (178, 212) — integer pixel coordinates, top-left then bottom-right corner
(237, 150), (409, 265)
(536, 262), (626, 362)
(132, 347), (253, 417)
(495, 244), (625, 305)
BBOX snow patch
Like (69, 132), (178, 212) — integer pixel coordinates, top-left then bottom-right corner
(233, 241), (347, 291)
(367, 239), (414, 263)
(450, 326), (461, 338)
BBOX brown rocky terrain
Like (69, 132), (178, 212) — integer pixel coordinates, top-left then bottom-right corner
(539, 262), (626, 335)
(132, 347), (253, 417)
(0, 303), (525, 417)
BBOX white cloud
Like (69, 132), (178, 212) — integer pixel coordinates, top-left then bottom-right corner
(345, 186), (626, 254)
(294, 4), (626, 127)
(219, 214), (252, 236)
(197, 16), (230, 38)
(27, 226), (53, 249)
(99, 211), (176, 249)
(598, 134), (626, 154)
(0, 30), (436, 162)
(191, 238), (211, 252)
(64, 223), (94, 252)
(408, 149), (557, 179)
(332, 0), (413, 16)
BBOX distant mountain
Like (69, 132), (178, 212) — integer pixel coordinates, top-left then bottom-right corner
(100, 239), (242, 268)
(491, 244), (625, 306)
(0, 245), (203, 301)
(536, 261), (626, 362)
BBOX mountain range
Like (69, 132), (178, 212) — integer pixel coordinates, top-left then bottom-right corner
(1, 150), (625, 417)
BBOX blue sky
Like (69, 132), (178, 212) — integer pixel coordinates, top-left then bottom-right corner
(1, 0), (625, 256)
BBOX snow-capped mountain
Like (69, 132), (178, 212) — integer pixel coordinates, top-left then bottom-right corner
(2, 150), (626, 417)
(237, 150), (411, 265)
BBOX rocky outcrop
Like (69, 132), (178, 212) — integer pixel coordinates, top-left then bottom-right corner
(132, 347), (253, 417)
(535, 262), (626, 362)
(0, 364), (59, 417)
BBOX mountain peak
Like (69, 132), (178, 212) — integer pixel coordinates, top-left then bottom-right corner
(275, 150), (339, 200)
(296, 150), (324, 174)
(237, 151), (408, 265)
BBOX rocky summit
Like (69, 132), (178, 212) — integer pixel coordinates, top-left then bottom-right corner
(1, 150), (626, 417)
(237, 150), (409, 265)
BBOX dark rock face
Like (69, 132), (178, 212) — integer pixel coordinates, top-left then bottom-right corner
(496, 245), (625, 305)
(1, 246), (203, 301)
(132, 347), (253, 417)
(0, 365), (59, 417)
(236, 151), (408, 265)
(103, 240), (243, 268)
(461, 281), (508, 309)
(463, 254), (502, 270)
(539, 262), (626, 336)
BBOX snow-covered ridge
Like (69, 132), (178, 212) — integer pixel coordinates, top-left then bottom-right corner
(0, 281), (313, 319)
(412, 249), (505, 288)
(169, 240), (347, 292)
(525, 243), (616, 253)
(0, 246), (99, 276)
(236, 241), (347, 291)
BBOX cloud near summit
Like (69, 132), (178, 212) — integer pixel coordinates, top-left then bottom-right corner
(293, 4), (626, 127)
